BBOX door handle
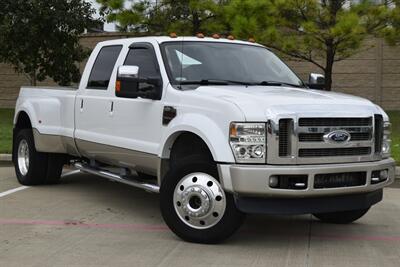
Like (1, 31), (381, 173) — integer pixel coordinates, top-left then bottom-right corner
(109, 101), (114, 116)
(80, 99), (84, 112)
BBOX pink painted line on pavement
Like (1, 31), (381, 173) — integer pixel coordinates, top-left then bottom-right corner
(0, 218), (168, 232)
(312, 233), (400, 242)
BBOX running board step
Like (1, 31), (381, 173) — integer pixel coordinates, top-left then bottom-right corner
(74, 163), (160, 193)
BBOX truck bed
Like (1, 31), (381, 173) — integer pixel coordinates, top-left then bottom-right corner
(15, 86), (78, 154)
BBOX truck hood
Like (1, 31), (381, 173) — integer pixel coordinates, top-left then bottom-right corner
(195, 85), (386, 121)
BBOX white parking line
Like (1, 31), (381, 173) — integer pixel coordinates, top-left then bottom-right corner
(0, 170), (79, 198)
(0, 186), (29, 198)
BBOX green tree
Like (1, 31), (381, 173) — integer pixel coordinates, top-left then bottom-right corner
(383, 0), (400, 44)
(97, 0), (228, 35)
(0, 0), (96, 86)
(97, 0), (155, 32)
(161, 0), (226, 35)
(227, 0), (390, 91)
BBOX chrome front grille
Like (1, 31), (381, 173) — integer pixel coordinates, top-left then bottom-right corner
(298, 117), (374, 162)
(268, 116), (382, 165)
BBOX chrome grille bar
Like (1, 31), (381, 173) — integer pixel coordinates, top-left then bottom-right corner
(299, 147), (371, 157)
(297, 126), (372, 133)
(279, 119), (292, 157)
(299, 117), (372, 127)
(374, 114), (383, 153)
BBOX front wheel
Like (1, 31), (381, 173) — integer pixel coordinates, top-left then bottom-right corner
(160, 156), (245, 244)
(313, 208), (370, 224)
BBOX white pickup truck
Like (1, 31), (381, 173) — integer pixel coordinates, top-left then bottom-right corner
(13, 36), (395, 243)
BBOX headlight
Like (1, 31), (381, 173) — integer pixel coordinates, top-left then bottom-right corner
(382, 122), (391, 158)
(229, 123), (266, 163)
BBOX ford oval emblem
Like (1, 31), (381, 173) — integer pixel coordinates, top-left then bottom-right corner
(323, 130), (351, 143)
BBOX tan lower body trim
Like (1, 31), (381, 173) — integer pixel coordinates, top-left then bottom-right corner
(33, 129), (79, 156)
(75, 139), (159, 177)
(32, 129), (160, 180)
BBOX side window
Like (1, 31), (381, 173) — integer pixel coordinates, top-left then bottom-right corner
(87, 45), (122, 89)
(124, 46), (160, 78)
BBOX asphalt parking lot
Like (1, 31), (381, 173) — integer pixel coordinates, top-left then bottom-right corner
(1, 164), (400, 267)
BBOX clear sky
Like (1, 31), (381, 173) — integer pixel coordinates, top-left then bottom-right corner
(87, 0), (117, 32)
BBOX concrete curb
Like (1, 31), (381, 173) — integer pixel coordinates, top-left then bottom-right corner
(0, 154), (12, 162)
(0, 153), (400, 179)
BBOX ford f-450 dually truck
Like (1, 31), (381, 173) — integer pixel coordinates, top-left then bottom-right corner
(12, 36), (395, 243)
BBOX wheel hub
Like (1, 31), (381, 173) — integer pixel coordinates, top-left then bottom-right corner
(173, 172), (226, 229)
(17, 139), (30, 176)
(181, 186), (211, 217)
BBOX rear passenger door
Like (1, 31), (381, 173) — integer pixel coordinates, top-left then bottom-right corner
(74, 45), (123, 160)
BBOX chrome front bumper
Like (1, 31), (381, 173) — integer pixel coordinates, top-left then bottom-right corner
(218, 158), (396, 197)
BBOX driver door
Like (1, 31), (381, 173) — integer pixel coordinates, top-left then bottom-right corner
(106, 42), (164, 174)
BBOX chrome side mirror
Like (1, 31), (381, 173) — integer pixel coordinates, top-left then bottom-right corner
(116, 65), (162, 100)
(308, 73), (325, 90)
(117, 65), (139, 79)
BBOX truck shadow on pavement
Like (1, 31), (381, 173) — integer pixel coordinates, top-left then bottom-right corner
(56, 171), (398, 245)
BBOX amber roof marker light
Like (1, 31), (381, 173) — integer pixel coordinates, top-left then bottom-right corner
(196, 33), (205, 38)
(169, 32), (178, 38)
(248, 38), (256, 43)
(212, 33), (220, 39)
(227, 35), (235, 40)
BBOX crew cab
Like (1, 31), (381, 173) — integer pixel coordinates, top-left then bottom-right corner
(12, 36), (396, 243)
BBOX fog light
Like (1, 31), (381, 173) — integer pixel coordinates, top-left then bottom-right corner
(380, 170), (388, 180)
(269, 176), (279, 188)
(371, 169), (388, 184)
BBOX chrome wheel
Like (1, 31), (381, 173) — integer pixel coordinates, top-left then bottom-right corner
(17, 139), (30, 176)
(173, 172), (226, 229)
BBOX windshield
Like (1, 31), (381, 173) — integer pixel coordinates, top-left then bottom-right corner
(161, 41), (304, 88)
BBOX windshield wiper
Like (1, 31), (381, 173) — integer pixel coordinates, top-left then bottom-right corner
(179, 79), (252, 86)
(253, 81), (305, 88)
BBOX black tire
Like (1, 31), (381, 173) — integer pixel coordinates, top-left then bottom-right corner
(13, 129), (48, 185)
(160, 155), (245, 244)
(45, 154), (66, 184)
(313, 208), (370, 224)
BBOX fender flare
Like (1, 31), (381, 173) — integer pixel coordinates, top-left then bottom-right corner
(15, 97), (63, 135)
(159, 113), (235, 163)
(14, 106), (36, 129)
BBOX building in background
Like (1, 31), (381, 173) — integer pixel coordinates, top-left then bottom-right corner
(87, 0), (116, 31)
